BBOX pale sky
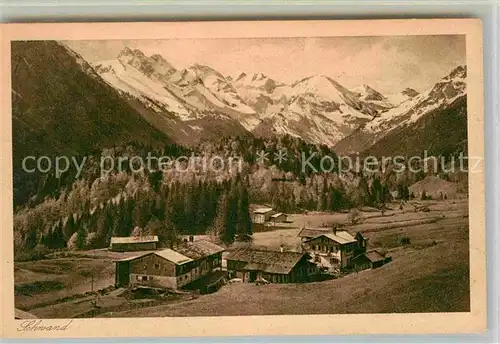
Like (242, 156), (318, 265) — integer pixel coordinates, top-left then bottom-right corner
(65, 35), (465, 94)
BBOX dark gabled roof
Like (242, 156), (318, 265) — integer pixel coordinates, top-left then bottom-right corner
(355, 232), (367, 240)
(352, 250), (386, 264)
(226, 248), (309, 274)
(364, 250), (385, 263)
(298, 228), (331, 238)
(174, 240), (225, 259)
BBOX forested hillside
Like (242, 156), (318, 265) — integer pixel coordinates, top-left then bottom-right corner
(12, 41), (170, 208)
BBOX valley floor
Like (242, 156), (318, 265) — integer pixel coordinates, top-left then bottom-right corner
(14, 199), (470, 318)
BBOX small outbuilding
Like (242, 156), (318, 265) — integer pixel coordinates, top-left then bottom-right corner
(350, 250), (388, 270)
(270, 212), (287, 223)
(109, 235), (159, 252)
(252, 208), (276, 224)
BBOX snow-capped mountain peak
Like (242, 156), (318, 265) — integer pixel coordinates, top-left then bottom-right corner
(334, 65), (467, 155)
(90, 44), (462, 149)
(233, 71), (280, 94)
(353, 84), (386, 102)
(115, 47), (177, 80)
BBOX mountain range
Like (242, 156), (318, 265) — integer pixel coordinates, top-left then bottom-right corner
(12, 41), (467, 159)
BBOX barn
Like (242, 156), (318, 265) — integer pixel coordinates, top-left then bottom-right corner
(270, 212), (287, 223)
(226, 248), (318, 283)
(114, 240), (224, 290)
(252, 208), (276, 224)
(109, 236), (159, 252)
(350, 250), (388, 270)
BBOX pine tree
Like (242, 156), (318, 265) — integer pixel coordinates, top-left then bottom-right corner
(318, 178), (328, 211)
(63, 214), (76, 241)
(76, 226), (86, 250)
(212, 192), (234, 245)
(236, 182), (252, 241)
(421, 190), (427, 200)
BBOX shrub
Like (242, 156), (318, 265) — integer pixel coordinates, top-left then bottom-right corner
(399, 236), (411, 245)
(14, 244), (50, 261)
(347, 208), (363, 225)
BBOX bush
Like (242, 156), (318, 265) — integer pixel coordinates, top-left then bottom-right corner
(347, 208), (363, 225)
(399, 236), (411, 245)
(85, 232), (98, 248)
(14, 244), (51, 262)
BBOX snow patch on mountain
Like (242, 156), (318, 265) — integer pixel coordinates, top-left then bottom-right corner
(93, 46), (454, 147)
(352, 84), (394, 110)
(334, 65), (467, 154)
(386, 87), (420, 106)
(94, 59), (192, 118)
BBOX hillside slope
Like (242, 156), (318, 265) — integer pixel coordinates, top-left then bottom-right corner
(11, 41), (171, 206)
(365, 96), (467, 158)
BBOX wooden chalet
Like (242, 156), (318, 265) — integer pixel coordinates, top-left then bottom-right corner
(226, 248), (318, 283)
(114, 240), (224, 290)
(302, 230), (368, 271)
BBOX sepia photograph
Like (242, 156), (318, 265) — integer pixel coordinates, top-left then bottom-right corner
(0, 19), (486, 338)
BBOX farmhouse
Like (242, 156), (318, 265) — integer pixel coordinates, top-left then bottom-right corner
(114, 240), (224, 290)
(303, 230), (366, 271)
(109, 235), (159, 252)
(226, 248), (318, 283)
(252, 207), (276, 224)
(270, 212), (287, 223)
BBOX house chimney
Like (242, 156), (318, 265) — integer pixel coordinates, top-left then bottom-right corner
(280, 245), (284, 253)
(189, 235), (194, 242)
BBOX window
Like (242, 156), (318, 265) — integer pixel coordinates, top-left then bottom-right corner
(136, 275), (141, 281)
(141, 276), (148, 281)
(143, 265), (147, 270)
(148, 276), (154, 281)
(154, 263), (160, 269)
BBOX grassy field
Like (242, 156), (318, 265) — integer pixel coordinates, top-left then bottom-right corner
(15, 257), (116, 310)
(15, 198), (470, 317)
(100, 199), (469, 317)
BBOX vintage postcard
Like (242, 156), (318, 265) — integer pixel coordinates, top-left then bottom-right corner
(0, 19), (486, 338)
